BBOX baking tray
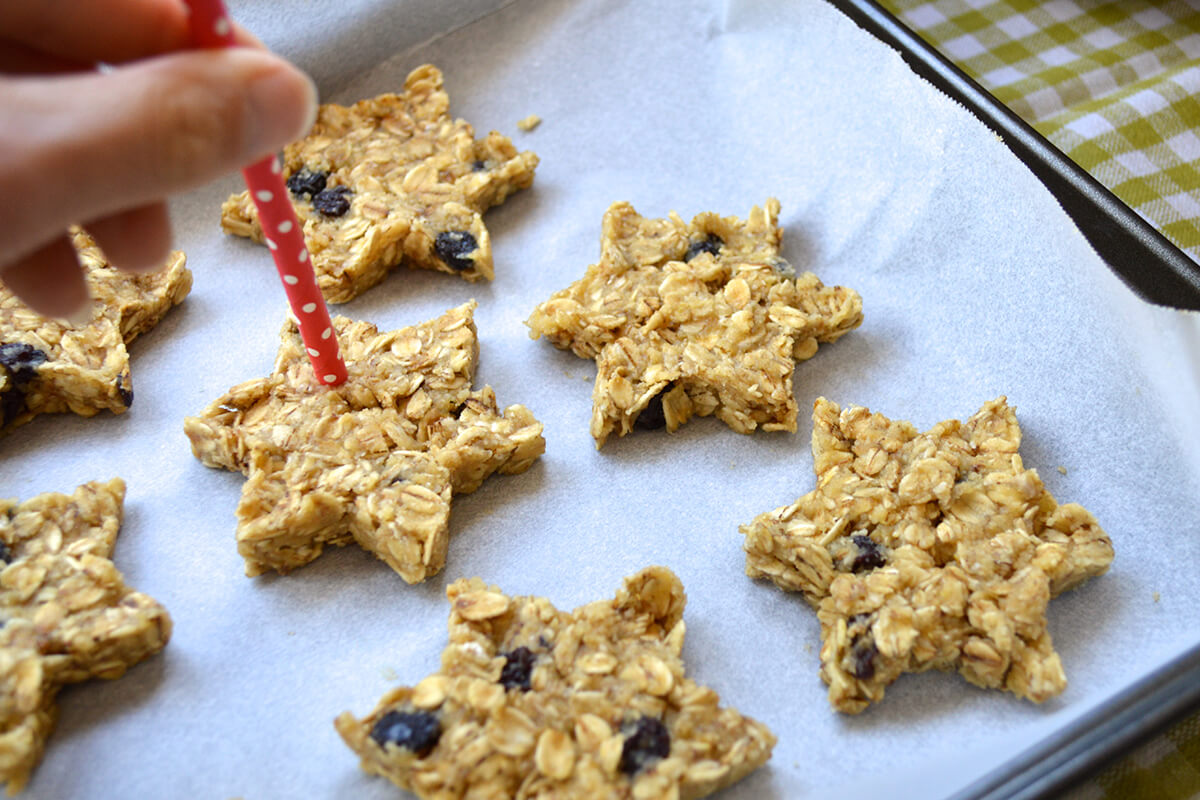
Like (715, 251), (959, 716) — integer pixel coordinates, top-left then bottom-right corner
(825, 0), (1200, 313)
(825, 2), (1200, 794)
(6, 1), (1200, 797)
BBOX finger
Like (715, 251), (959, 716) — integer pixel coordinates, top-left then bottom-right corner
(0, 0), (190, 65)
(0, 1), (262, 67)
(86, 203), (173, 274)
(0, 234), (89, 319)
(0, 40), (88, 74)
(0, 48), (317, 266)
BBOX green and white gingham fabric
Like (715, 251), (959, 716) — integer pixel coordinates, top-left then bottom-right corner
(878, 0), (1200, 264)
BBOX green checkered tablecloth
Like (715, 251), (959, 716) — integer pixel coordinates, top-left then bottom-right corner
(878, 0), (1200, 264)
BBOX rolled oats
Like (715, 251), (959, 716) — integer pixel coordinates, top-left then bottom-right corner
(742, 397), (1114, 713)
(220, 64), (539, 304)
(0, 229), (190, 436)
(526, 200), (862, 447)
(336, 566), (775, 799)
(183, 302), (545, 582)
(0, 479), (172, 793)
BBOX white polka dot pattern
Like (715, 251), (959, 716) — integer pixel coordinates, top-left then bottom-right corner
(184, 0), (347, 386)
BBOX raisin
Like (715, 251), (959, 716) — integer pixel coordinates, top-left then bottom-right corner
(498, 646), (537, 691)
(0, 343), (47, 426)
(619, 717), (670, 775)
(369, 710), (441, 757)
(850, 534), (885, 572)
(116, 370), (133, 408)
(849, 634), (877, 680)
(313, 186), (352, 217)
(472, 159), (488, 171)
(684, 234), (723, 261)
(0, 541), (11, 564)
(0, 342), (47, 383)
(286, 168), (327, 198)
(434, 231), (478, 272)
(634, 385), (671, 430)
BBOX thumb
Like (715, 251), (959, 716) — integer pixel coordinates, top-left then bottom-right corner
(0, 48), (317, 265)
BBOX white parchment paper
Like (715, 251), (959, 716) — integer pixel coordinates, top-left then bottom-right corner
(3, 0), (1200, 797)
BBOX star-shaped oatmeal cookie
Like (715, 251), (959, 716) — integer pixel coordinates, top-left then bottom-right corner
(527, 199), (861, 447)
(183, 302), (544, 583)
(0, 479), (172, 793)
(742, 397), (1114, 713)
(0, 229), (191, 436)
(221, 64), (538, 304)
(336, 566), (776, 799)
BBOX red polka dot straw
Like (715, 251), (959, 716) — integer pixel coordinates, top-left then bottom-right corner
(184, 0), (348, 386)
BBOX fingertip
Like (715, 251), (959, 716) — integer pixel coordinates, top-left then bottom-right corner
(86, 203), (174, 273)
(241, 52), (318, 158)
(0, 235), (91, 320)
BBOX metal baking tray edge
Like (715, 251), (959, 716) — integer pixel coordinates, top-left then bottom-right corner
(824, 0), (1200, 312)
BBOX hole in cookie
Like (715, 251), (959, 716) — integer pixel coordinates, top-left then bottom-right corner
(634, 386), (671, 431)
(684, 234), (723, 262)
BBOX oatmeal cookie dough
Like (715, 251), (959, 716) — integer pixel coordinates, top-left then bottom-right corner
(0, 479), (173, 794)
(183, 302), (544, 583)
(742, 397), (1114, 713)
(336, 566), (776, 799)
(526, 199), (861, 447)
(221, 64), (539, 304)
(0, 229), (191, 437)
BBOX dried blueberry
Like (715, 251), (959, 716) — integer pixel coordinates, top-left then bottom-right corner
(850, 534), (885, 572)
(634, 385), (671, 430)
(116, 370), (133, 408)
(434, 231), (478, 272)
(684, 234), (723, 261)
(369, 710), (441, 757)
(0, 342), (47, 383)
(619, 717), (670, 775)
(0, 541), (11, 564)
(286, 168), (327, 199)
(499, 646), (537, 691)
(0, 343), (47, 426)
(313, 186), (352, 217)
(1, 390), (23, 427)
(849, 634), (877, 680)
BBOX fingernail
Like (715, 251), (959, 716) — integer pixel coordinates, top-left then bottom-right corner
(244, 62), (318, 160)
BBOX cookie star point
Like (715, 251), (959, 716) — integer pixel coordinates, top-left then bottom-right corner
(743, 396), (1114, 713)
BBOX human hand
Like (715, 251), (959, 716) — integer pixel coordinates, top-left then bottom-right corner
(0, 0), (317, 319)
